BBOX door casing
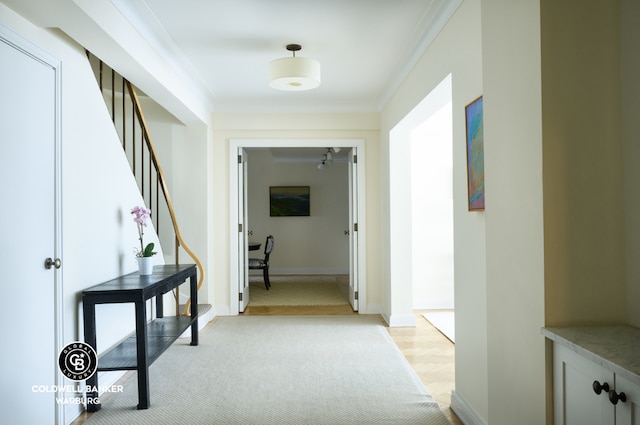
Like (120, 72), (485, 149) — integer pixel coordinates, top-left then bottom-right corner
(228, 139), (366, 315)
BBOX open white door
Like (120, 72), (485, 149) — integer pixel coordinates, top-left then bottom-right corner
(348, 148), (359, 311)
(237, 148), (250, 311)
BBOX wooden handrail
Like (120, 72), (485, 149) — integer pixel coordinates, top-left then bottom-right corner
(86, 51), (203, 316)
(127, 83), (204, 316)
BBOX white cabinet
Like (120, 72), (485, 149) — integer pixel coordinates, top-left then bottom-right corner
(554, 344), (615, 425)
(544, 326), (640, 425)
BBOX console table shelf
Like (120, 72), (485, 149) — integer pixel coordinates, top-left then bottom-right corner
(83, 264), (198, 411)
(98, 316), (193, 370)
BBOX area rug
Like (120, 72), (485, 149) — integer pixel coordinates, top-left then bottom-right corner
(248, 275), (349, 306)
(84, 315), (450, 425)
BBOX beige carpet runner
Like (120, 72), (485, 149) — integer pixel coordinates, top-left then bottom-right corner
(84, 315), (450, 425)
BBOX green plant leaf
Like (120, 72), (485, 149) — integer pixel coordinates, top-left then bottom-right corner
(143, 242), (157, 257)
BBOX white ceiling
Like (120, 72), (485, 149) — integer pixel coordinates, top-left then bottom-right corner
(109, 0), (461, 113)
(2, 0), (460, 113)
(2, 0), (460, 160)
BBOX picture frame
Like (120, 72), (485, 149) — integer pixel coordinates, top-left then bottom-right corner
(465, 95), (485, 211)
(269, 186), (310, 216)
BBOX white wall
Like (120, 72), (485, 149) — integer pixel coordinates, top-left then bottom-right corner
(483, 0), (545, 423)
(143, 103), (211, 306)
(411, 98), (454, 310)
(246, 148), (349, 275)
(1, 0), (214, 315)
(0, 5), (166, 423)
(380, 0), (487, 421)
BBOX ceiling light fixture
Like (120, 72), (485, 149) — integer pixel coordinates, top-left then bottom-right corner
(269, 44), (321, 91)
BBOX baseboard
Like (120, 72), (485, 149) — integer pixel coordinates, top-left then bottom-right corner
(179, 305), (216, 338)
(263, 268), (350, 275)
(386, 313), (417, 327)
(451, 389), (487, 425)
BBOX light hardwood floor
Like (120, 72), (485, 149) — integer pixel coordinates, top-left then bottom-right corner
(386, 311), (462, 425)
(243, 305), (462, 424)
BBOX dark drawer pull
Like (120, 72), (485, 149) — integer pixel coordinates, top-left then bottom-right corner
(593, 380), (610, 395)
(609, 390), (627, 405)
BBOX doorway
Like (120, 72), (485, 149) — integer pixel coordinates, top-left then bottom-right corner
(229, 139), (366, 315)
(389, 74), (454, 335)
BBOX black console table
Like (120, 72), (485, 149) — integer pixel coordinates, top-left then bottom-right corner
(82, 264), (198, 411)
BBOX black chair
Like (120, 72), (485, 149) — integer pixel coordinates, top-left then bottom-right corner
(249, 235), (274, 290)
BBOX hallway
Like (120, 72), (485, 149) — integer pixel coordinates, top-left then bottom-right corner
(240, 275), (460, 424)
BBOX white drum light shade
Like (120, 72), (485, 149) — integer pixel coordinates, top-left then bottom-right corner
(269, 44), (321, 91)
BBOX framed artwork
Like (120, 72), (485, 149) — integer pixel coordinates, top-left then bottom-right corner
(465, 96), (485, 211)
(270, 186), (310, 216)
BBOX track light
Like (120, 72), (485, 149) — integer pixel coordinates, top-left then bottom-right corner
(317, 149), (333, 170)
(325, 151), (333, 165)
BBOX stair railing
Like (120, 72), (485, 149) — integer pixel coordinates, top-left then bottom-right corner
(87, 51), (204, 316)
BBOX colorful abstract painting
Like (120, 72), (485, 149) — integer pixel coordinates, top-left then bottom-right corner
(465, 96), (485, 211)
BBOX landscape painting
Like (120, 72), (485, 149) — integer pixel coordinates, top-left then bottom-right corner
(270, 186), (310, 216)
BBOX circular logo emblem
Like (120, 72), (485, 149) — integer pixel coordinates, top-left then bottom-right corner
(58, 342), (98, 381)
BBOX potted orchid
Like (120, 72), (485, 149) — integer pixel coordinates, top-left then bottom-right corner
(131, 206), (156, 275)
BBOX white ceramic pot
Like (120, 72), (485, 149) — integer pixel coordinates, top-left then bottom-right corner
(137, 256), (154, 275)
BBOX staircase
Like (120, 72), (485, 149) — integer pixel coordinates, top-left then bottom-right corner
(86, 51), (207, 318)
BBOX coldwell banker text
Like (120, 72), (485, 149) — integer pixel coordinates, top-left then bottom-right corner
(32, 385), (123, 405)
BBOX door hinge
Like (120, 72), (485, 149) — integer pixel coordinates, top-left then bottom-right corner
(354, 291), (359, 300)
(353, 154), (357, 163)
(238, 155), (242, 164)
(353, 223), (358, 232)
(239, 223), (243, 232)
(239, 293), (243, 302)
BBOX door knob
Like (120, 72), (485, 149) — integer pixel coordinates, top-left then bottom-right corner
(593, 380), (610, 394)
(44, 258), (61, 269)
(609, 390), (627, 405)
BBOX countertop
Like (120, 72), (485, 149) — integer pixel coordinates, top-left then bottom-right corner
(542, 325), (640, 386)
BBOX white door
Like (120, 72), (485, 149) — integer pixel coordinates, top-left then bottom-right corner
(0, 31), (61, 424)
(348, 148), (359, 311)
(237, 148), (250, 311)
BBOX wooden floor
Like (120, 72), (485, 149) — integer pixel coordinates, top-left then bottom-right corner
(243, 306), (462, 424)
(386, 311), (462, 425)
